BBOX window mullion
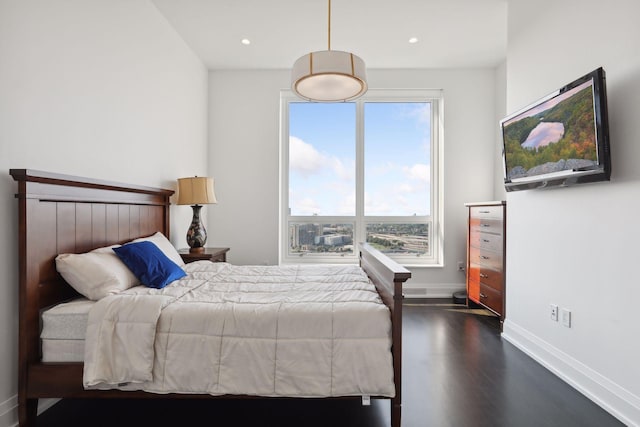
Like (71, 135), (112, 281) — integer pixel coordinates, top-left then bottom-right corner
(280, 98), (291, 264)
(355, 100), (365, 248)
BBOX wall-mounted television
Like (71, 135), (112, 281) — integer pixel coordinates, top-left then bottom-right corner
(501, 67), (611, 192)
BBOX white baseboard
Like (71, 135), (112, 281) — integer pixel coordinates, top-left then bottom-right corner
(0, 395), (17, 427)
(0, 395), (60, 427)
(403, 282), (465, 299)
(502, 319), (640, 427)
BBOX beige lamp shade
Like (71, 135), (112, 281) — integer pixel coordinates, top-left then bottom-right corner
(292, 50), (367, 102)
(177, 177), (217, 205)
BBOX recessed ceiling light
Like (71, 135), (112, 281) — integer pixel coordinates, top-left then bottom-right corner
(241, 38), (251, 45)
(408, 37), (419, 44)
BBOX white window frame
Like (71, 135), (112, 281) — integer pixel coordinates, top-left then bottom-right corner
(279, 89), (444, 267)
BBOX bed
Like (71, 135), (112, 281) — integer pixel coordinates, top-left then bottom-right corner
(11, 169), (411, 427)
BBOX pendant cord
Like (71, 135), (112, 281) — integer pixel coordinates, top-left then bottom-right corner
(328, 0), (332, 51)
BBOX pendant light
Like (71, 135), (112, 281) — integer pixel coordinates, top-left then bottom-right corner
(291, 0), (368, 102)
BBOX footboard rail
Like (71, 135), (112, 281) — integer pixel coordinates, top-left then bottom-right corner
(359, 242), (411, 427)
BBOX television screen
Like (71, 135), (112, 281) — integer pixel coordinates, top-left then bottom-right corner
(501, 67), (610, 191)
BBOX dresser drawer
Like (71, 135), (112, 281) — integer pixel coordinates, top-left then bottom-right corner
(469, 230), (504, 252)
(478, 284), (503, 315)
(470, 205), (503, 220)
(468, 247), (503, 271)
(469, 217), (504, 235)
(468, 262), (503, 291)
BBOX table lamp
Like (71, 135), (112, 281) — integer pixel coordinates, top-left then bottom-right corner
(177, 176), (217, 253)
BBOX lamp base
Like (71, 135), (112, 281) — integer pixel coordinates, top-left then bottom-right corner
(186, 204), (207, 251)
(189, 246), (205, 254)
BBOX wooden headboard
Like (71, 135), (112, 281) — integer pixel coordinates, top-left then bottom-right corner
(10, 169), (174, 415)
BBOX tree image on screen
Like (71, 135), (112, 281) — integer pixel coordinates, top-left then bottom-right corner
(503, 83), (597, 180)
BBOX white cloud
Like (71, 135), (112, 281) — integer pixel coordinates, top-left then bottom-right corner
(293, 197), (322, 216)
(370, 161), (396, 176)
(409, 103), (431, 124)
(289, 136), (353, 181)
(403, 163), (430, 184)
(289, 136), (326, 178)
(365, 191), (397, 215)
(337, 191), (356, 216)
(330, 157), (354, 181)
(397, 183), (414, 193)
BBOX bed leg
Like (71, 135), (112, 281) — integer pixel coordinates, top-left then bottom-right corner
(19, 397), (38, 427)
(391, 398), (401, 427)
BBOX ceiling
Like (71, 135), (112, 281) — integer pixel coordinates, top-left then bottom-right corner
(151, 0), (507, 70)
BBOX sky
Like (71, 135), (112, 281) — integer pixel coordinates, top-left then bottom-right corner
(503, 80), (593, 127)
(288, 101), (431, 217)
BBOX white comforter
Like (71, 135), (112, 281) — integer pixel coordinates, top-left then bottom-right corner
(83, 262), (395, 398)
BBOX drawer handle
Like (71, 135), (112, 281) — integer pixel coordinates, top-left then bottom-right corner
(478, 210), (491, 214)
(479, 293), (488, 299)
(479, 273), (488, 279)
(480, 255), (490, 260)
(482, 239), (490, 243)
(480, 223), (491, 227)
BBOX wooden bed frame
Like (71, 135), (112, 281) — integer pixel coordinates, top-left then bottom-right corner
(11, 169), (411, 427)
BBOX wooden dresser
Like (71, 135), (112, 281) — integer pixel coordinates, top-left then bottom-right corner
(465, 201), (506, 321)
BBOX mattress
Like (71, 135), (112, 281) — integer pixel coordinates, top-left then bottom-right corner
(40, 298), (94, 362)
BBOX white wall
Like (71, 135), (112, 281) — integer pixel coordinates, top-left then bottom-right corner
(502, 1), (640, 425)
(208, 68), (498, 296)
(494, 61), (507, 200)
(0, 1), (208, 425)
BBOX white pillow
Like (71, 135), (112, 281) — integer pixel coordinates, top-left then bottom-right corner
(132, 231), (185, 267)
(55, 245), (140, 301)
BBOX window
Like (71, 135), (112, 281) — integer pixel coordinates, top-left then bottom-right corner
(280, 89), (443, 266)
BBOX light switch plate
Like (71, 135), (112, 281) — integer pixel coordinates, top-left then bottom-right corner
(561, 308), (572, 328)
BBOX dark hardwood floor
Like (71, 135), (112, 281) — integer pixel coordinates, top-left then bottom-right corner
(37, 302), (624, 427)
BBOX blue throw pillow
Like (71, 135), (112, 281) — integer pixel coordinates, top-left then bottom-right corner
(113, 241), (186, 289)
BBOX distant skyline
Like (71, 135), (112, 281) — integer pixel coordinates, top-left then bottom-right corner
(289, 102), (431, 217)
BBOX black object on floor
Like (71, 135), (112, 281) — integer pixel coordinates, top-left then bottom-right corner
(452, 290), (467, 305)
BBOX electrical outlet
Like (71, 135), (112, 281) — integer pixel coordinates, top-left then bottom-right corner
(561, 308), (572, 328)
(550, 304), (558, 321)
(457, 261), (465, 272)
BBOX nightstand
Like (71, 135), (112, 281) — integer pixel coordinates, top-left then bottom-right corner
(178, 247), (230, 264)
